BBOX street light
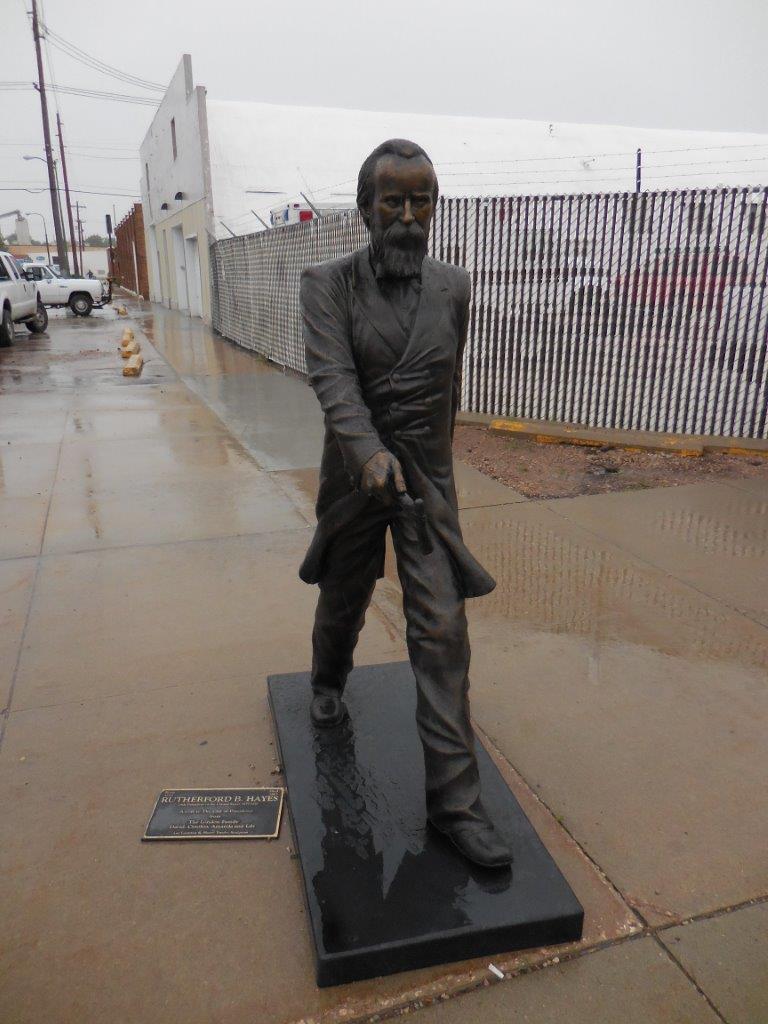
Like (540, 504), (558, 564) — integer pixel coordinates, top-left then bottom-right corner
(24, 211), (50, 262)
(24, 154), (68, 269)
(24, 153), (60, 194)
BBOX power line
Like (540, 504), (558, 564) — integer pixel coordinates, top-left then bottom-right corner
(52, 84), (158, 106)
(2, 177), (139, 190)
(0, 186), (141, 197)
(41, 24), (165, 92)
(0, 81), (159, 105)
(0, 140), (139, 150)
(66, 152), (139, 161)
(65, 143), (140, 152)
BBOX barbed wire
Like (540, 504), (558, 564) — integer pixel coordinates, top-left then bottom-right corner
(439, 155), (768, 179)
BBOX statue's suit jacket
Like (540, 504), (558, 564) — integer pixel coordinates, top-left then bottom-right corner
(299, 245), (495, 599)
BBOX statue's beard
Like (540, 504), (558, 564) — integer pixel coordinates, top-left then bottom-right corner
(370, 220), (428, 278)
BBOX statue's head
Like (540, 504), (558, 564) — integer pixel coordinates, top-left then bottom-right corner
(357, 139), (438, 278)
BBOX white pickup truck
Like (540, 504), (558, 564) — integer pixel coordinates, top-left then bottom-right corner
(20, 262), (111, 316)
(0, 251), (47, 346)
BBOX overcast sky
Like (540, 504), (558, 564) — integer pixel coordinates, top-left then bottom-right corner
(4, 0), (768, 242)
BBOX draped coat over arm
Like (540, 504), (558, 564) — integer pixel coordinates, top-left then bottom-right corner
(298, 246), (496, 600)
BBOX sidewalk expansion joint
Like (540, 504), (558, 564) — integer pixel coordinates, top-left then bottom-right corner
(307, 935), (646, 1024)
(0, 410), (69, 754)
(651, 891), (768, 935)
(474, 720), (637, 920)
(651, 932), (732, 1024)
(26, 523), (313, 562)
(478, 718), (768, 935)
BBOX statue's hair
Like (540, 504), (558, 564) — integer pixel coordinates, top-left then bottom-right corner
(356, 139), (438, 214)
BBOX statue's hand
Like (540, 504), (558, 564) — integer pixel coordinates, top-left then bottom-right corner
(360, 451), (406, 505)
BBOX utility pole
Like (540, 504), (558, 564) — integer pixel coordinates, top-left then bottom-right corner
(56, 113), (79, 276)
(105, 213), (114, 279)
(635, 148), (642, 193)
(75, 201), (85, 273)
(31, 0), (69, 274)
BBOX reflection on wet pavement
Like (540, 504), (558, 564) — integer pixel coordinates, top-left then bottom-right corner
(133, 303), (271, 378)
(0, 309), (176, 393)
(131, 303), (326, 470)
(651, 495), (768, 557)
(549, 483), (768, 626)
(376, 500), (768, 673)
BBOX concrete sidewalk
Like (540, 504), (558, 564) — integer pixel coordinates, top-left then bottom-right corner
(1, 298), (765, 1024)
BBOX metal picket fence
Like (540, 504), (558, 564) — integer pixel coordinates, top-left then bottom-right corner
(210, 187), (768, 439)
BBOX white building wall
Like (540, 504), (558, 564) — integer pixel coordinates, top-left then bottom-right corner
(141, 53), (768, 302)
(139, 55), (214, 321)
(206, 99), (768, 239)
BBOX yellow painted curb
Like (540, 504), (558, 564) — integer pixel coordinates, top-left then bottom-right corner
(490, 419), (707, 457)
(723, 446), (768, 459)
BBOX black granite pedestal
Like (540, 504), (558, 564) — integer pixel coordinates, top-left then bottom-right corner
(268, 662), (583, 987)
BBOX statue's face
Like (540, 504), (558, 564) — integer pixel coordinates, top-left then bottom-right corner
(367, 155), (436, 277)
(370, 155), (436, 236)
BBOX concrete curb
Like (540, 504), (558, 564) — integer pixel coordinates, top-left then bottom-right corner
(455, 413), (768, 459)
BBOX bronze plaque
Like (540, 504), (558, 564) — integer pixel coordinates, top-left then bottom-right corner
(143, 788), (284, 840)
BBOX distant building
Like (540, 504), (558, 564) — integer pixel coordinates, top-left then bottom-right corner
(140, 54), (768, 324)
(12, 215), (31, 246)
(9, 243), (109, 277)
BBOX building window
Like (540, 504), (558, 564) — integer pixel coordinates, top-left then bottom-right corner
(171, 118), (177, 161)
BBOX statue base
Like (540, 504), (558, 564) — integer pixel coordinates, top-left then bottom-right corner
(267, 662), (583, 987)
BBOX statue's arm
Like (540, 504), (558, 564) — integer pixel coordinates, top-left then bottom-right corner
(301, 266), (386, 481)
(451, 270), (472, 439)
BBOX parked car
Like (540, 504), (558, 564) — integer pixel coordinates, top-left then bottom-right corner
(20, 262), (111, 316)
(0, 250), (47, 345)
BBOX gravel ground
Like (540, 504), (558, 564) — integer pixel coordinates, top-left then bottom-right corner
(453, 424), (768, 499)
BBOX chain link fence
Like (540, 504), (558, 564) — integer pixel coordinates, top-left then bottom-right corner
(210, 187), (768, 439)
(210, 212), (368, 374)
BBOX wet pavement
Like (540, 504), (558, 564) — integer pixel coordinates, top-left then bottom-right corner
(1, 298), (766, 1024)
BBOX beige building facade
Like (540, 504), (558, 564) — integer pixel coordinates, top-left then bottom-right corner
(139, 56), (214, 322)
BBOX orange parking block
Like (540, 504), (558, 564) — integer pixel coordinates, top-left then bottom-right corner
(122, 353), (144, 376)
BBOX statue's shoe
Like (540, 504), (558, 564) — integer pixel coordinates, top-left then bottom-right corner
(430, 819), (513, 869)
(310, 693), (348, 727)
